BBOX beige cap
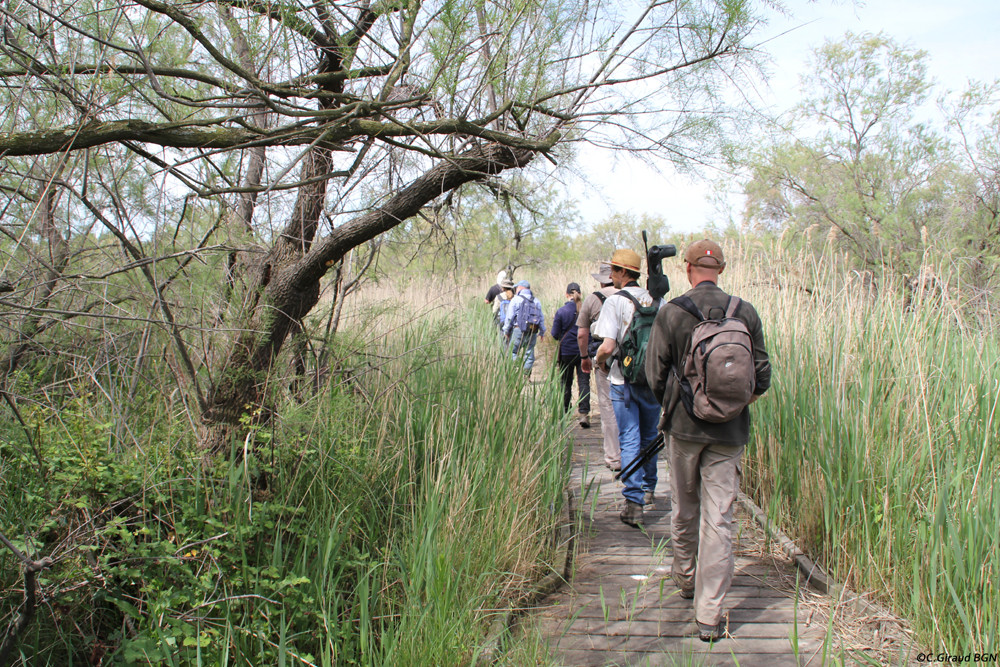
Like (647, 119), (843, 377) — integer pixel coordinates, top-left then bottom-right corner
(609, 248), (642, 273)
(684, 239), (725, 269)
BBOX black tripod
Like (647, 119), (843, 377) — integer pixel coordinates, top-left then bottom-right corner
(614, 432), (665, 481)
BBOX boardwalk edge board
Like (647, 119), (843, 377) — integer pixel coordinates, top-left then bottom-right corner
(737, 490), (919, 655)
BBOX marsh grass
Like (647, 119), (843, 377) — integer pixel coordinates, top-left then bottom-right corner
(0, 283), (571, 665)
(224, 304), (572, 665)
(723, 238), (1000, 653)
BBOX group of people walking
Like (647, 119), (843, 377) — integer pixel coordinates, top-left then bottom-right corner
(485, 272), (593, 425)
(484, 239), (772, 643)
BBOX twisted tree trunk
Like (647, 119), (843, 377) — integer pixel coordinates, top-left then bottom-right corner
(198, 141), (542, 453)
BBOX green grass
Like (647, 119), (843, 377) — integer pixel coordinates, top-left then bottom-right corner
(0, 305), (572, 665)
(735, 241), (1000, 654)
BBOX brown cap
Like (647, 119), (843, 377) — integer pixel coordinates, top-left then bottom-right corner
(609, 248), (642, 273)
(684, 239), (725, 269)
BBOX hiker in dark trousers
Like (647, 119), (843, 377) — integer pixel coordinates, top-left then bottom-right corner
(577, 264), (621, 466)
(593, 249), (663, 529)
(645, 239), (771, 643)
(551, 283), (590, 426)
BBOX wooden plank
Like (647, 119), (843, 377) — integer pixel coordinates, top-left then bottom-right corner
(547, 632), (824, 653)
(550, 648), (828, 667)
(538, 616), (828, 639)
(524, 416), (842, 666)
(534, 606), (817, 625)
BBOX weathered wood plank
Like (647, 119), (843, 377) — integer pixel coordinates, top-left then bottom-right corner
(548, 632), (824, 653)
(537, 616), (830, 639)
(525, 413), (839, 666)
(534, 606), (819, 625)
(550, 648), (829, 667)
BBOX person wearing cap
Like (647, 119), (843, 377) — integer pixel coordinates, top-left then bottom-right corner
(494, 277), (516, 332)
(484, 269), (508, 305)
(592, 248), (664, 528)
(502, 280), (547, 375)
(551, 282), (590, 423)
(645, 238), (771, 642)
(577, 264), (621, 464)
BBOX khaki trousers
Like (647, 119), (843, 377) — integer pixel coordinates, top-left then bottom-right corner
(593, 364), (620, 467)
(668, 435), (743, 626)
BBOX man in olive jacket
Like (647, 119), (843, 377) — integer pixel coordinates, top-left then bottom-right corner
(645, 239), (771, 642)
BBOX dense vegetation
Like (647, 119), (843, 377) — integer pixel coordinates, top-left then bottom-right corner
(736, 240), (999, 655)
(1, 0), (997, 662)
(0, 298), (570, 664)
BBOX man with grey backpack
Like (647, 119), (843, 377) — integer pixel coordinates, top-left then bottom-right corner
(645, 239), (771, 643)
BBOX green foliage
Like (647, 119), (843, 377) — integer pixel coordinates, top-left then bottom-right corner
(738, 239), (1000, 655)
(740, 32), (1000, 307)
(0, 305), (569, 665)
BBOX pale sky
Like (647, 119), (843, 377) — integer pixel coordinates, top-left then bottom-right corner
(564, 0), (1000, 234)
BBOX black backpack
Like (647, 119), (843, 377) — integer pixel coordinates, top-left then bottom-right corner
(586, 291), (608, 358)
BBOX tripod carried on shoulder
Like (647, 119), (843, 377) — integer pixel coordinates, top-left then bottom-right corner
(614, 432), (665, 481)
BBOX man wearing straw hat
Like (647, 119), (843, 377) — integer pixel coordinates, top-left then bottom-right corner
(592, 248), (663, 528)
(577, 263), (621, 468)
(645, 238), (771, 642)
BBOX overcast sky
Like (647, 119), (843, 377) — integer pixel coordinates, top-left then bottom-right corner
(564, 0), (1000, 235)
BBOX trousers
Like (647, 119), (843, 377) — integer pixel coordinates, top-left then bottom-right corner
(668, 435), (743, 626)
(593, 364), (620, 467)
(558, 354), (590, 413)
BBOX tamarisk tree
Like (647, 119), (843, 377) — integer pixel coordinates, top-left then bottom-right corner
(0, 0), (768, 451)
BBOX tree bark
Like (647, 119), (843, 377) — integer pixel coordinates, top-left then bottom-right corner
(198, 140), (544, 452)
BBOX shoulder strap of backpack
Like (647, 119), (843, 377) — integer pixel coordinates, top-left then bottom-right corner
(668, 295), (705, 321)
(724, 296), (742, 319)
(615, 289), (656, 312)
(593, 291), (607, 303)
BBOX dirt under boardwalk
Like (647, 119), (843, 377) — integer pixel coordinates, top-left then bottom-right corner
(528, 416), (834, 667)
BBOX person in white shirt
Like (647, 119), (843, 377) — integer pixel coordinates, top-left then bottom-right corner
(593, 249), (663, 528)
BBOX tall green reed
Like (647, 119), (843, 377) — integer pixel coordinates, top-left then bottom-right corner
(0, 292), (571, 665)
(218, 303), (570, 666)
(351, 311), (569, 665)
(732, 240), (1000, 653)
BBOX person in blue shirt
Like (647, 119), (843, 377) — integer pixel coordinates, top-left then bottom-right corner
(503, 280), (546, 375)
(494, 278), (515, 333)
(551, 283), (591, 425)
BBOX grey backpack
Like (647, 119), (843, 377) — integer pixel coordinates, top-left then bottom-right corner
(671, 295), (755, 423)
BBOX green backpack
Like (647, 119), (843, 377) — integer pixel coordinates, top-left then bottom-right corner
(614, 290), (659, 386)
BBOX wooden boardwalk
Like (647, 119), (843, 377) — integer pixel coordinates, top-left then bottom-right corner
(528, 415), (836, 667)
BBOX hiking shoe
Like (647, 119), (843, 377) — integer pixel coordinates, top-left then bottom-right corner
(698, 622), (722, 642)
(606, 462), (621, 472)
(698, 620), (725, 642)
(643, 491), (655, 507)
(578, 413), (590, 428)
(673, 574), (694, 599)
(619, 500), (644, 528)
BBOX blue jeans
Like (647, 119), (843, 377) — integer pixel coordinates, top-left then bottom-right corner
(611, 382), (661, 505)
(509, 328), (539, 372)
